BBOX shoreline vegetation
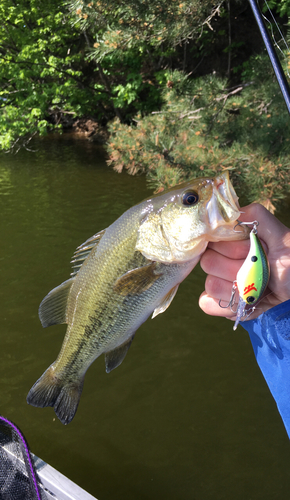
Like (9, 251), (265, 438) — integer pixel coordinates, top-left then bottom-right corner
(1, 0), (290, 212)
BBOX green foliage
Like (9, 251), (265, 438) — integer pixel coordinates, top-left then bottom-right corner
(107, 59), (290, 212)
(0, 0), (223, 151)
(70, 0), (220, 51)
(0, 0), (103, 151)
(262, 0), (290, 17)
(66, 0), (224, 122)
(95, 46), (165, 118)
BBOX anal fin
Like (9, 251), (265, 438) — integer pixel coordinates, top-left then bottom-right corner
(152, 284), (179, 319)
(105, 336), (135, 373)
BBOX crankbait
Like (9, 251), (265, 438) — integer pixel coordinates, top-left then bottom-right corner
(220, 221), (270, 330)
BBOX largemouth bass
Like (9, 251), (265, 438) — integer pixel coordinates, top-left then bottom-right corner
(27, 172), (248, 424)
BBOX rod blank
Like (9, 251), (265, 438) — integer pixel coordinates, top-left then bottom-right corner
(248, 0), (290, 114)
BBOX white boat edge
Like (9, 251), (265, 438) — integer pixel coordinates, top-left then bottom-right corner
(3, 442), (98, 500)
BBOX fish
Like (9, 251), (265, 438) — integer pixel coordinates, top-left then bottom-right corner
(27, 171), (249, 424)
(233, 226), (270, 330)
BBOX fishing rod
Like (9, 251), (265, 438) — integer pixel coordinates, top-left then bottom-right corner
(248, 0), (290, 114)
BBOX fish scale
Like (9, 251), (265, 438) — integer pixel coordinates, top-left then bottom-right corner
(27, 172), (249, 424)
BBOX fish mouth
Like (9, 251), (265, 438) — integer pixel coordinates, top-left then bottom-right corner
(206, 172), (249, 240)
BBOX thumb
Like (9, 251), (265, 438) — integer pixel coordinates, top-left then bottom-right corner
(239, 203), (288, 252)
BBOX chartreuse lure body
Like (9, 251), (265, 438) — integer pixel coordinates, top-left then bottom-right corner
(233, 227), (270, 330)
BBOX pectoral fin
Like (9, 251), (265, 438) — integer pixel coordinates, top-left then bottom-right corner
(152, 284), (179, 319)
(39, 278), (75, 328)
(113, 262), (162, 296)
(105, 336), (135, 373)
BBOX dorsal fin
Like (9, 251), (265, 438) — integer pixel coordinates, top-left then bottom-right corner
(39, 278), (75, 328)
(70, 229), (106, 277)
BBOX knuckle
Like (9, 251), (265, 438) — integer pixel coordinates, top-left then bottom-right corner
(205, 274), (222, 297)
(200, 249), (216, 274)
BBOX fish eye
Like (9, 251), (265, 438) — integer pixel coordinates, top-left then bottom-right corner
(246, 296), (256, 304)
(182, 191), (199, 206)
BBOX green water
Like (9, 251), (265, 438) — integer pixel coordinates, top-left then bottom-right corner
(0, 134), (290, 500)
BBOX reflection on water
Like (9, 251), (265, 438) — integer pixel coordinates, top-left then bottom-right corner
(0, 168), (13, 197)
(0, 134), (290, 500)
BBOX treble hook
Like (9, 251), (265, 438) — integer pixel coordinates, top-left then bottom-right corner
(233, 220), (259, 234)
(218, 280), (238, 312)
(244, 305), (256, 320)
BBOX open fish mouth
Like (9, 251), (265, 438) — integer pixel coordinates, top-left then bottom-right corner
(205, 172), (249, 241)
(206, 172), (241, 229)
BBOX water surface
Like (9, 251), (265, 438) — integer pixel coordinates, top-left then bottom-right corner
(0, 134), (290, 500)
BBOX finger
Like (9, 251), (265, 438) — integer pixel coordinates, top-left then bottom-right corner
(200, 249), (244, 282)
(204, 275), (234, 302)
(199, 291), (265, 323)
(207, 239), (250, 260)
(240, 203), (287, 252)
(199, 291), (236, 318)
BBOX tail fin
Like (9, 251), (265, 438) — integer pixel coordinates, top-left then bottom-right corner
(26, 364), (84, 425)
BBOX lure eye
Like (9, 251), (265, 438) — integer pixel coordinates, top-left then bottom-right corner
(182, 191), (199, 206)
(246, 296), (256, 304)
(251, 256), (258, 262)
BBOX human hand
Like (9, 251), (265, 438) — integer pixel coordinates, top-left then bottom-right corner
(199, 203), (290, 322)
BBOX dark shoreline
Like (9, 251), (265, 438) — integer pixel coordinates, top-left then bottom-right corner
(60, 116), (110, 145)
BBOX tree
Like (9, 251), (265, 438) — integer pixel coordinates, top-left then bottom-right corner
(69, 0), (222, 50)
(67, 0), (226, 120)
(0, 0), (224, 151)
(1, 0), (290, 211)
(107, 57), (290, 212)
(0, 0), (100, 151)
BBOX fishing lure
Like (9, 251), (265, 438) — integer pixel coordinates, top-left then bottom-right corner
(220, 221), (270, 330)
